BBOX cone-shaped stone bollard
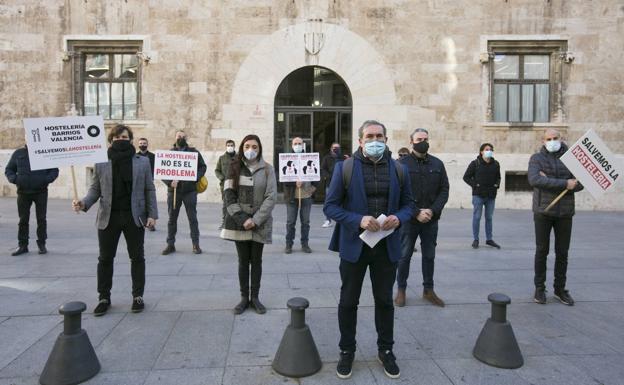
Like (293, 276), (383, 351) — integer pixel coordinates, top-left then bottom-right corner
(40, 302), (101, 385)
(272, 297), (322, 378)
(473, 293), (524, 369)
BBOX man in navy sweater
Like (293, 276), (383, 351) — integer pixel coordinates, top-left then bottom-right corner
(324, 120), (413, 380)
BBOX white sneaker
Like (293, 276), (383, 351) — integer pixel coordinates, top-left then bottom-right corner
(322, 220), (332, 228)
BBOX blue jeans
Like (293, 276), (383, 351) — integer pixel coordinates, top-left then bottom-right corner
(472, 196), (495, 241)
(396, 220), (439, 289)
(285, 197), (312, 246)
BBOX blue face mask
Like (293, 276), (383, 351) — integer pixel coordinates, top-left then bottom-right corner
(545, 140), (561, 153)
(483, 150), (493, 159)
(364, 141), (386, 159)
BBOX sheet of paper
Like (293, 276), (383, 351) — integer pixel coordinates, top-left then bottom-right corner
(359, 214), (395, 248)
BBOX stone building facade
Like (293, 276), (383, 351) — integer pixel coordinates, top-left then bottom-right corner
(1, 0), (622, 210)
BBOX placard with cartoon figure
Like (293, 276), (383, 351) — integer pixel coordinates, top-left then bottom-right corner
(278, 153), (300, 182)
(299, 153), (320, 182)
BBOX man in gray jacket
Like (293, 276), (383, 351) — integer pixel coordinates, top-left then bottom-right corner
(528, 128), (583, 306)
(73, 124), (158, 316)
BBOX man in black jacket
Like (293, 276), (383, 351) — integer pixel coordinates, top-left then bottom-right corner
(395, 128), (449, 307)
(320, 142), (343, 228)
(462, 143), (501, 249)
(161, 130), (207, 255)
(5, 146), (59, 255)
(528, 128), (583, 306)
(136, 137), (155, 173)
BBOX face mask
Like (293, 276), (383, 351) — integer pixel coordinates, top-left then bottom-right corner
(111, 139), (132, 151)
(138, 145), (147, 152)
(545, 140), (561, 153)
(364, 141), (386, 159)
(244, 150), (257, 160)
(176, 138), (187, 148)
(292, 144), (303, 153)
(483, 150), (493, 159)
(226, 146), (235, 154)
(413, 141), (429, 154)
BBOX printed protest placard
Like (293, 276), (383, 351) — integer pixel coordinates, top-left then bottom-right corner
(278, 153), (300, 182)
(154, 150), (198, 181)
(298, 153), (320, 182)
(278, 153), (321, 182)
(23, 116), (107, 170)
(560, 129), (621, 198)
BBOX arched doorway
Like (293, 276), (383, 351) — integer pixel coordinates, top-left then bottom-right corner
(274, 66), (352, 201)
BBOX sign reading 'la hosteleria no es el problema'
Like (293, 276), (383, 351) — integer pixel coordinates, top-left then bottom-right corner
(23, 116), (107, 170)
(153, 150), (198, 181)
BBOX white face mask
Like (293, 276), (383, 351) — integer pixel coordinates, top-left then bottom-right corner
(226, 146), (235, 154)
(483, 150), (493, 159)
(244, 149), (257, 160)
(292, 144), (303, 153)
(545, 140), (561, 153)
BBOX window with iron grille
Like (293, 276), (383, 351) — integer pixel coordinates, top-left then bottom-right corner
(488, 41), (567, 124)
(67, 40), (142, 120)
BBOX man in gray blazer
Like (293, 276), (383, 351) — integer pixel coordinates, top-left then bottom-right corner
(73, 124), (158, 316)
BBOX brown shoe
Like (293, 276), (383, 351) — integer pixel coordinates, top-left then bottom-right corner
(423, 289), (445, 307)
(161, 244), (175, 255)
(394, 288), (406, 307)
(192, 244), (202, 254)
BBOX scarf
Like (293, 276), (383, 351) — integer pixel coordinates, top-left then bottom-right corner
(108, 140), (135, 194)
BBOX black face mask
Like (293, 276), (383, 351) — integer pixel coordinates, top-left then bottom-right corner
(138, 145), (148, 152)
(111, 139), (133, 152)
(332, 148), (341, 156)
(413, 141), (429, 154)
(176, 138), (188, 148)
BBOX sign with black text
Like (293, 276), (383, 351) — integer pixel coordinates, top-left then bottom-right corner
(23, 116), (107, 170)
(560, 129), (621, 198)
(154, 150), (198, 181)
(278, 153), (320, 182)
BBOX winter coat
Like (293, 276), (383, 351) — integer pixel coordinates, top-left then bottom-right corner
(5, 147), (59, 194)
(398, 152), (449, 221)
(324, 149), (414, 263)
(220, 158), (277, 244)
(463, 156), (501, 199)
(215, 151), (236, 191)
(528, 143), (584, 218)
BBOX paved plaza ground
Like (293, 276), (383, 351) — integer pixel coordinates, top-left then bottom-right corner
(1, 198), (623, 385)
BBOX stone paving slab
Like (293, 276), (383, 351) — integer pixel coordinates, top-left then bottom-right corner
(1, 198), (623, 385)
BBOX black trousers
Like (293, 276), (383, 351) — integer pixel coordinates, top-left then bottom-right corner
(235, 241), (264, 298)
(534, 213), (573, 291)
(338, 240), (397, 353)
(97, 210), (145, 300)
(167, 190), (199, 246)
(17, 191), (48, 247)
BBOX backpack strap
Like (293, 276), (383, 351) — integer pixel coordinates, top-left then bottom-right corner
(342, 157), (404, 190)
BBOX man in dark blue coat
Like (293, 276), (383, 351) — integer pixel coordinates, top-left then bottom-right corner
(324, 120), (413, 380)
(394, 128), (449, 308)
(5, 145), (59, 255)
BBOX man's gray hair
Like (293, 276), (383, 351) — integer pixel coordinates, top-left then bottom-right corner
(410, 128), (429, 141)
(358, 120), (387, 138)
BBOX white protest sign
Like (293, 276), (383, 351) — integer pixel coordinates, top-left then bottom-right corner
(299, 153), (320, 182)
(23, 116), (107, 170)
(560, 129), (622, 198)
(278, 153), (321, 182)
(153, 150), (198, 181)
(278, 153), (300, 182)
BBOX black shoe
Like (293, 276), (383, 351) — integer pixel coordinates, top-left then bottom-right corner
(38, 244), (47, 254)
(148, 226), (156, 232)
(486, 240), (501, 249)
(94, 299), (110, 316)
(284, 245), (292, 254)
(336, 351), (354, 379)
(534, 288), (547, 304)
(554, 289), (575, 306)
(302, 244), (312, 253)
(11, 245), (28, 256)
(162, 245), (175, 255)
(472, 240), (479, 249)
(192, 244), (202, 254)
(233, 297), (249, 315)
(378, 350), (400, 379)
(131, 296), (145, 313)
(250, 296), (266, 314)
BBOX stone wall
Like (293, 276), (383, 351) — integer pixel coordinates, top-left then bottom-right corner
(0, 0), (622, 209)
